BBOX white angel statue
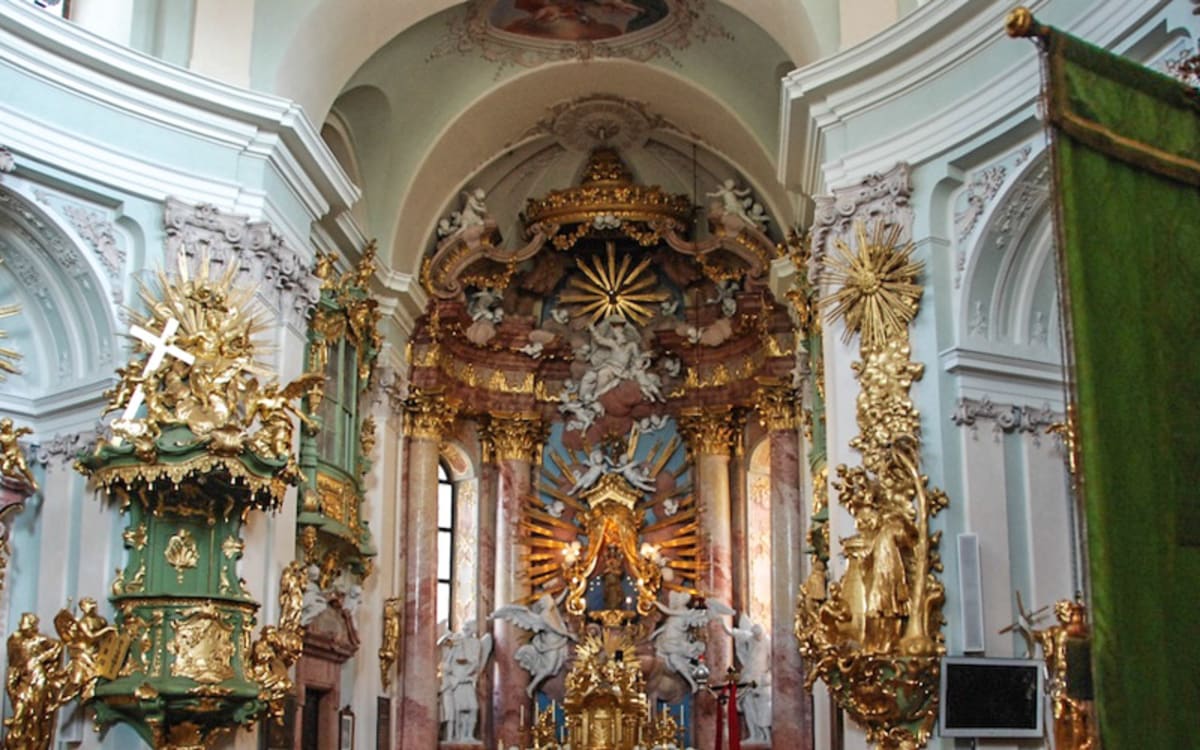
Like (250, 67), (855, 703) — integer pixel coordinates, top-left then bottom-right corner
(491, 592), (577, 697)
(724, 612), (772, 742)
(651, 591), (734, 692)
(438, 620), (493, 741)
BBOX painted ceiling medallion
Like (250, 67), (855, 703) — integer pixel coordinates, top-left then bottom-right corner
(431, 0), (731, 69)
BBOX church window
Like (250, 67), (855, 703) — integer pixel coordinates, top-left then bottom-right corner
(436, 461), (455, 627)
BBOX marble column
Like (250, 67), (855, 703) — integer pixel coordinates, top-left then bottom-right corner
(757, 382), (814, 749)
(399, 388), (457, 748)
(678, 407), (736, 750)
(488, 413), (545, 750)
(476, 437), (499, 746)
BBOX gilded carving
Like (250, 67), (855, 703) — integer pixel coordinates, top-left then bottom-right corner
(379, 597), (401, 691)
(755, 380), (800, 432)
(488, 413), (546, 462)
(123, 523), (148, 551)
(796, 222), (947, 750)
(677, 407), (737, 456)
(165, 529), (200, 583)
(403, 387), (458, 441)
(167, 604), (235, 684)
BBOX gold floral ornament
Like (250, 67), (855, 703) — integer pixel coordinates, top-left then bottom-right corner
(79, 252), (323, 506)
(822, 222), (923, 349)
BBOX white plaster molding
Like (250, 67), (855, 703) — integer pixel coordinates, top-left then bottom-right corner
(0, 2), (362, 245)
(810, 162), (912, 270)
(780, 0), (1175, 191)
(941, 346), (1065, 407)
(163, 198), (320, 327)
(950, 396), (1060, 436)
(30, 423), (103, 469)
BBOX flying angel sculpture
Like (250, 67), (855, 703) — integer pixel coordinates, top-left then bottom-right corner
(491, 592), (577, 697)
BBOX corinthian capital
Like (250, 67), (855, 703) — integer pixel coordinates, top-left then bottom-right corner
(403, 387), (458, 441)
(485, 412), (545, 463)
(755, 379), (800, 432)
(677, 406), (737, 457)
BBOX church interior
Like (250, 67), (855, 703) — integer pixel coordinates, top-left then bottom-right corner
(0, 1), (1192, 749)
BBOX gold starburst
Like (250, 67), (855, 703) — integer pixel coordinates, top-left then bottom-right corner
(0, 259), (21, 381)
(821, 222), (923, 349)
(559, 242), (667, 326)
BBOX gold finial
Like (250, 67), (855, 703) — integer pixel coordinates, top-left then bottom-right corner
(1005, 7), (1047, 39)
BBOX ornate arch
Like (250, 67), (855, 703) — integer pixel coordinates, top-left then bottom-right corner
(0, 182), (118, 407)
(961, 151), (1060, 353)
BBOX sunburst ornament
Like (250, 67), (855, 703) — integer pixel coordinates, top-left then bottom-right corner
(0, 260), (22, 381)
(0, 304), (21, 381)
(559, 241), (668, 326)
(821, 222), (923, 349)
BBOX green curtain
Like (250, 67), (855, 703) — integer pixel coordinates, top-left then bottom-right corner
(1041, 27), (1200, 750)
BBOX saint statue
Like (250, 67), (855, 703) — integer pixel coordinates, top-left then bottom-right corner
(438, 620), (493, 741)
(725, 613), (772, 742)
(5, 613), (65, 750)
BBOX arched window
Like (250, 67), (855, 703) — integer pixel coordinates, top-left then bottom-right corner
(436, 461), (456, 627)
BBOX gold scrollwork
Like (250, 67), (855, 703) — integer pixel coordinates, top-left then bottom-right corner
(165, 529), (200, 584)
(167, 604), (235, 684)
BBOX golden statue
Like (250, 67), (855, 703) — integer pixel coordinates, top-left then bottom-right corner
(249, 625), (295, 722)
(54, 598), (118, 702)
(247, 560), (309, 721)
(379, 597), (401, 690)
(0, 418), (36, 491)
(277, 559), (307, 635)
(4, 613), (65, 750)
(1033, 599), (1096, 750)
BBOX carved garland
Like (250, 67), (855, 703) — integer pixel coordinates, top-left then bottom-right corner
(795, 222), (947, 750)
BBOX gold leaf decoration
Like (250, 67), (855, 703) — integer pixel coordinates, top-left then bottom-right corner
(822, 222), (923, 348)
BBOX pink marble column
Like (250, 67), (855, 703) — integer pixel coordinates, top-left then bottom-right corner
(679, 408), (736, 750)
(488, 413), (544, 750)
(476, 446), (498, 746)
(399, 391), (457, 748)
(729, 439), (750, 616)
(760, 384), (814, 749)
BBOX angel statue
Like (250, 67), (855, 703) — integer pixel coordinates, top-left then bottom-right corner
(245, 373), (324, 461)
(54, 598), (117, 703)
(438, 620), (493, 741)
(491, 592), (576, 697)
(459, 187), (489, 228)
(0, 418), (36, 490)
(651, 591), (733, 693)
(706, 179), (759, 226)
(724, 612), (772, 742)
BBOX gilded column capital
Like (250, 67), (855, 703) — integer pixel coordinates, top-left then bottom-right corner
(403, 387), (458, 441)
(677, 406), (737, 457)
(487, 412), (546, 463)
(755, 379), (800, 432)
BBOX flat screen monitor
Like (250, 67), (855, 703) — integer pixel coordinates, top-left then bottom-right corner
(939, 656), (1044, 738)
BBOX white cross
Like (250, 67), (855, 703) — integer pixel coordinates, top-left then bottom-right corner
(110, 318), (195, 445)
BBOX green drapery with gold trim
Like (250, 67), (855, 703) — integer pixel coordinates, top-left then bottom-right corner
(1023, 18), (1200, 750)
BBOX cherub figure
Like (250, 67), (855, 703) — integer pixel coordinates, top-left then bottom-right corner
(0, 418), (35, 490)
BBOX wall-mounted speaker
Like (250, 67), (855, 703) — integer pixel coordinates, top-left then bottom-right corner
(958, 532), (986, 653)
